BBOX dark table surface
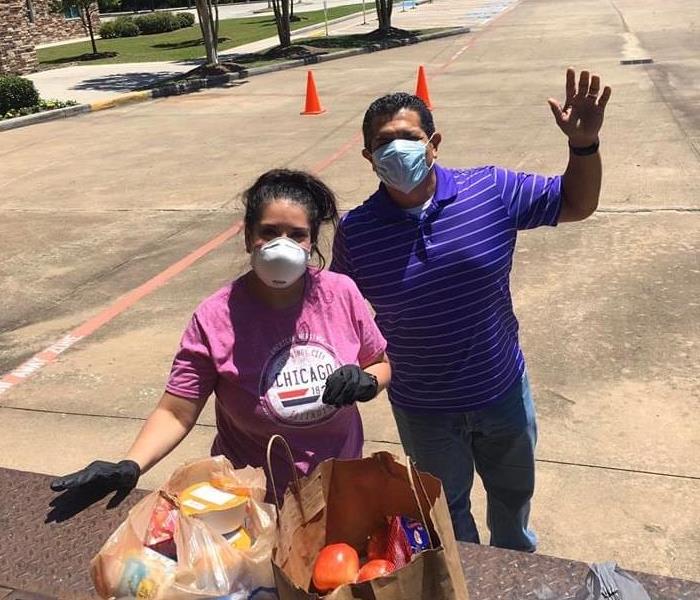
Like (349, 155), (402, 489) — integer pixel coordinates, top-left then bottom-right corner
(1, 467), (698, 600)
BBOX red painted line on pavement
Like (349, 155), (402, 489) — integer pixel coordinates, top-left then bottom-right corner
(436, 0), (522, 73)
(311, 131), (364, 174)
(0, 221), (243, 397)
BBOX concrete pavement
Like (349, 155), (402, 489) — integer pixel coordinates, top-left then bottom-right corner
(27, 0), (517, 104)
(1, 0), (699, 582)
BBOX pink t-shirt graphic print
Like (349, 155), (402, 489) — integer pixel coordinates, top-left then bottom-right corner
(166, 269), (386, 499)
(261, 336), (340, 426)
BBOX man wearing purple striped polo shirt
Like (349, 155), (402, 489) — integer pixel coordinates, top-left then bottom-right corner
(330, 68), (611, 551)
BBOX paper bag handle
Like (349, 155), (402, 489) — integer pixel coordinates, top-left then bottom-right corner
(266, 434), (303, 515)
(406, 454), (436, 550)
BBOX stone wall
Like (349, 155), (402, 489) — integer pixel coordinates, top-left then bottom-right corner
(0, 0), (38, 75)
(0, 1), (100, 75)
(31, 0), (101, 45)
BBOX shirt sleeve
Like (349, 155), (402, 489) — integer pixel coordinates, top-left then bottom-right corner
(345, 279), (387, 367)
(493, 167), (563, 229)
(166, 313), (218, 400)
(330, 215), (356, 279)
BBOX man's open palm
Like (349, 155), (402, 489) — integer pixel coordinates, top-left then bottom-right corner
(548, 68), (612, 147)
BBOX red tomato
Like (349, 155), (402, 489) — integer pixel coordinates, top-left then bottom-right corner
(357, 559), (395, 582)
(312, 543), (360, 592)
(367, 526), (389, 560)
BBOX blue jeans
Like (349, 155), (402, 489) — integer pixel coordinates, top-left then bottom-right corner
(392, 373), (537, 551)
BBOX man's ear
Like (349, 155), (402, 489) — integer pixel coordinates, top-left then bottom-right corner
(429, 132), (442, 162)
(361, 147), (373, 165)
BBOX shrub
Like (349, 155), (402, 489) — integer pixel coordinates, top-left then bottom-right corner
(0, 76), (40, 115)
(1, 99), (79, 121)
(97, 0), (121, 12)
(99, 21), (118, 38)
(114, 16), (141, 36)
(134, 12), (179, 34)
(175, 12), (194, 28)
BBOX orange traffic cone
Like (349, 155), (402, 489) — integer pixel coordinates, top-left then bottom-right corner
(415, 65), (433, 110)
(301, 71), (325, 115)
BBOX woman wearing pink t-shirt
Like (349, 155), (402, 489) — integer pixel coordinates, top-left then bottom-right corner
(51, 169), (390, 501)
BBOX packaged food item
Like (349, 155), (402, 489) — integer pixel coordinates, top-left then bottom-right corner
(209, 473), (252, 497)
(114, 547), (176, 600)
(144, 496), (178, 560)
(398, 516), (430, 554)
(180, 481), (248, 534)
(223, 526), (253, 551)
(367, 515), (430, 569)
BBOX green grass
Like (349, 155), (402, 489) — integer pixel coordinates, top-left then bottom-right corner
(38, 4), (367, 67)
(223, 28), (435, 69)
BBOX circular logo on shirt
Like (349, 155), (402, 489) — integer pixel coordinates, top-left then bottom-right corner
(261, 340), (340, 426)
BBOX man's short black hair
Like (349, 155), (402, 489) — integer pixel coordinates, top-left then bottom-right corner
(362, 92), (435, 150)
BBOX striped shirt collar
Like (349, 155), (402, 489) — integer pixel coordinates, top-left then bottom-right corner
(368, 164), (459, 222)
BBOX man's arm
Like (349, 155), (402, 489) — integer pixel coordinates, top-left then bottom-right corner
(560, 147), (602, 222)
(548, 68), (611, 223)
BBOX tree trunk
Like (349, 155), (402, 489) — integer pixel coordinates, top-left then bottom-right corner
(271, 0), (291, 48)
(82, 6), (98, 54)
(375, 0), (392, 32)
(195, 0), (219, 65)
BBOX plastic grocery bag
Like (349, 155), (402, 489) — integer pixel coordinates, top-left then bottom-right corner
(90, 456), (278, 600)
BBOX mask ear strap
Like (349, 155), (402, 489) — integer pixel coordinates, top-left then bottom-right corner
(425, 132), (437, 170)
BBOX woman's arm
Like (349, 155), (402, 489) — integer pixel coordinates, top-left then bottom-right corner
(362, 353), (391, 396)
(50, 391), (207, 494)
(125, 391), (207, 473)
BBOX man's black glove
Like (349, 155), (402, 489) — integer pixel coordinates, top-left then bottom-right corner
(50, 459), (141, 494)
(322, 365), (378, 407)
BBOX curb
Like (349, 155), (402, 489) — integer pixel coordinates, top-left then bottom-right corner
(1, 25), (469, 133)
(0, 103), (91, 132)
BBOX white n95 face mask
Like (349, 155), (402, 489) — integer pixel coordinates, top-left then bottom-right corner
(251, 237), (309, 289)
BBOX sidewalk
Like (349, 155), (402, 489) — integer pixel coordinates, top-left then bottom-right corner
(27, 0), (518, 104)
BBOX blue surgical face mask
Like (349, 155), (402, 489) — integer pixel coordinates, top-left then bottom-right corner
(372, 134), (435, 193)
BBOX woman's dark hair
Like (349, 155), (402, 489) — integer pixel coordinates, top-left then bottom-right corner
(243, 169), (339, 268)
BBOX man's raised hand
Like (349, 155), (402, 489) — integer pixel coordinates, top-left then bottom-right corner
(548, 67), (612, 148)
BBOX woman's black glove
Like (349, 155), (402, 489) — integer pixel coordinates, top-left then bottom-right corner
(322, 365), (378, 407)
(50, 459), (141, 494)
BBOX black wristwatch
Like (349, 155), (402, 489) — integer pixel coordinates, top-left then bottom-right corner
(569, 139), (600, 156)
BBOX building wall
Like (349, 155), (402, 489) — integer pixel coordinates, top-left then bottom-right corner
(30, 0), (101, 45)
(0, 0), (100, 75)
(0, 0), (38, 75)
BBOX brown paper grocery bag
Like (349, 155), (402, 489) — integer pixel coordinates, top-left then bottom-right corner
(267, 436), (469, 600)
